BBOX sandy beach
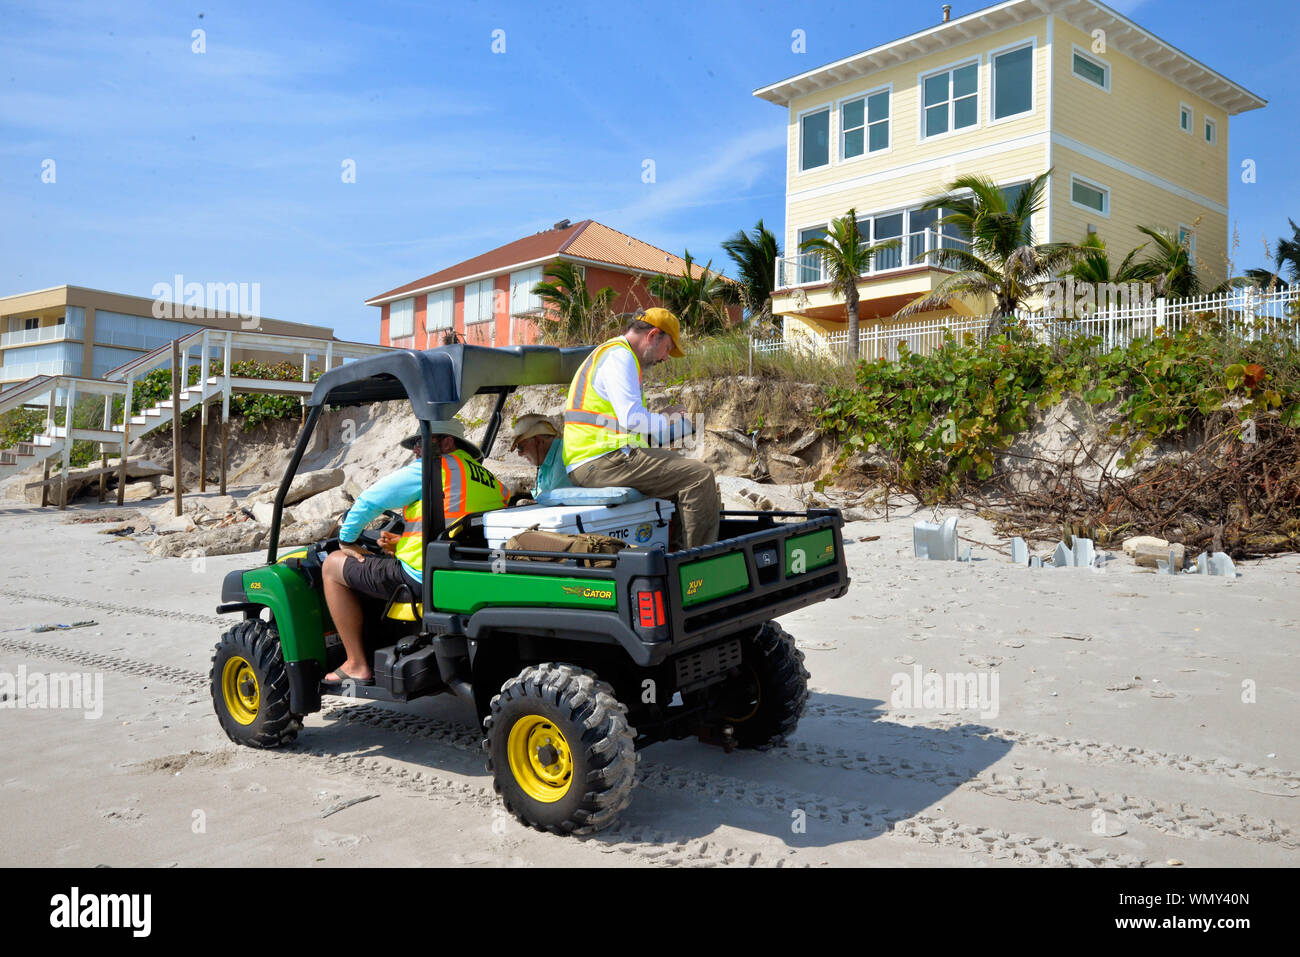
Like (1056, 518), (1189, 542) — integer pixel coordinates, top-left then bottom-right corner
(1, 490), (1296, 868)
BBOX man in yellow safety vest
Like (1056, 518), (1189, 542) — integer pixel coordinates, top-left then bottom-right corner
(564, 308), (719, 549)
(320, 419), (508, 686)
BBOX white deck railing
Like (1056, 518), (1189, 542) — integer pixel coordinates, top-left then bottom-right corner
(776, 229), (971, 289)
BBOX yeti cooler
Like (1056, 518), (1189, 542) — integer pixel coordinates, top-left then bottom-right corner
(481, 499), (674, 551)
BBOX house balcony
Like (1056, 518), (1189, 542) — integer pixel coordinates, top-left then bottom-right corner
(772, 229), (976, 329)
(1, 315), (84, 348)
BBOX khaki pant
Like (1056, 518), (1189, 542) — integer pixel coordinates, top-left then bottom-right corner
(570, 447), (720, 549)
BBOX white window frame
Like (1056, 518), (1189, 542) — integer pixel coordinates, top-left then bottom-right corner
(988, 37), (1036, 124)
(1069, 174), (1110, 218)
(1179, 103), (1193, 134)
(837, 83), (892, 162)
(918, 56), (981, 143)
(509, 266), (545, 316)
(794, 222), (832, 284)
(797, 103), (833, 173)
(1203, 116), (1217, 145)
(388, 297), (414, 339)
(1070, 44), (1110, 92)
(464, 278), (496, 325)
(425, 288), (454, 331)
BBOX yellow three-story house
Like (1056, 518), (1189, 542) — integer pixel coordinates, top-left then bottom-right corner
(754, 0), (1266, 341)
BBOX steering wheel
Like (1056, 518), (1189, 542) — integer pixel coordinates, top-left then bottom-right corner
(355, 509), (404, 553)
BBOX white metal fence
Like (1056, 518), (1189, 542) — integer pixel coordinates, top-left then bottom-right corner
(752, 285), (1300, 363)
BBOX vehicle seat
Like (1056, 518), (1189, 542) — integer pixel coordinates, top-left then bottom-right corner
(535, 486), (645, 507)
(383, 582), (422, 622)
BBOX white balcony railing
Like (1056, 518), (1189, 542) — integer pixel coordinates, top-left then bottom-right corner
(776, 228), (971, 289)
(1, 317), (84, 348)
(0, 359), (79, 381)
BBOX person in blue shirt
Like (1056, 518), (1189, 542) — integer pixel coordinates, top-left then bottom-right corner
(509, 413), (570, 501)
(321, 420), (507, 688)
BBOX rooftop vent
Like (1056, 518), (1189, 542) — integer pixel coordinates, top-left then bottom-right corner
(942, 4), (951, 21)
(553, 219), (571, 230)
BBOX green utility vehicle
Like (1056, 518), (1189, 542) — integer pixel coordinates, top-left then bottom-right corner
(212, 345), (849, 834)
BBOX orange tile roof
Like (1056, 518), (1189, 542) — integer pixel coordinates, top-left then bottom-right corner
(366, 220), (715, 304)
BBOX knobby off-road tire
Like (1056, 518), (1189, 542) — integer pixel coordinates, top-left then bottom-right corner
(484, 663), (637, 835)
(210, 618), (302, 748)
(726, 621), (810, 749)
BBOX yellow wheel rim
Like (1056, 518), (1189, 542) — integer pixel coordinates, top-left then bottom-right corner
(222, 656), (260, 726)
(506, 716), (573, 803)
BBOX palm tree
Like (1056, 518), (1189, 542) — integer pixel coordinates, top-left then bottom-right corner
(646, 251), (739, 336)
(721, 220), (781, 334)
(1244, 218), (1300, 290)
(1068, 232), (1151, 285)
(798, 208), (902, 362)
(1132, 225), (1201, 298)
(897, 170), (1080, 334)
(532, 260), (616, 345)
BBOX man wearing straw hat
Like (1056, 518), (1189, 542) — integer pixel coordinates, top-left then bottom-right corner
(509, 413), (570, 501)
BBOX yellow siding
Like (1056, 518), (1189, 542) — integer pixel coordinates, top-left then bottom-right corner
(1050, 144), (1228, 287)
(783, 17), (1051, 255)
(1051, 19), (1228, 206)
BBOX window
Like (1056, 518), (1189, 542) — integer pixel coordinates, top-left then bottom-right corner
(23, 317), (38, 330)
(1180, 104), (1192, 133)
(1071, 48), (1109, 90)
(796, 227), (826, 282)
(841, 89), (889, 158)
(509, 266), (544, 315)
(800, 107), (830, 170)
(1070, 176), (1109, 215)
(388, 298), (414, 339)
(463, 279), (495, 324)
(1204, 117), (1216, 144)
(1178, 226), (1197, 259)
(922, 61), (978, 138)
(871, 212), (904, 270)
(992, 44), (1033, 119)
(426, 289), (453, 331)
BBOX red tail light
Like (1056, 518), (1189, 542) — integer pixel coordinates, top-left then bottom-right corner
(637, 590), (666, 627)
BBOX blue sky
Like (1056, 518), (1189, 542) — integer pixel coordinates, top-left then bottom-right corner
(1, 0), (1295, 342)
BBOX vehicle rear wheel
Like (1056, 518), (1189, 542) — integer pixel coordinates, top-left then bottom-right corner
(724, 621), (809, 749)
(210, 618), (301, 748)
(484, 663), (637, 835)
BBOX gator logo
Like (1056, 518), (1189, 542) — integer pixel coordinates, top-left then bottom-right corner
(560, 584), (613, 600)
(685, 578), (704, 597)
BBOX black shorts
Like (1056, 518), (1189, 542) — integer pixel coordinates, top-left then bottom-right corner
(340, 554), (419, 601)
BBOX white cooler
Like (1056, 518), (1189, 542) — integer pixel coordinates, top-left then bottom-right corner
(480, 499), (675, 551)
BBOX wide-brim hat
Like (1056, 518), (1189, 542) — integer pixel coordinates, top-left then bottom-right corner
(640, 307), (685, 357)
(400, 419), (483, 460)
(509, 413), (561, 452)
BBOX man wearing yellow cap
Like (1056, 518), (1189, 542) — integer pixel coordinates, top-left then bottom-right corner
(563, 308), (719, 549)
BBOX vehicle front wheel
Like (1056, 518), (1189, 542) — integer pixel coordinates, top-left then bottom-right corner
(210, 618), (301, 748)
(484, 663), (637, 835)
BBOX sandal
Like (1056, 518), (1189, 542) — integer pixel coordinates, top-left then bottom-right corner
(321, 666), (374, 688)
